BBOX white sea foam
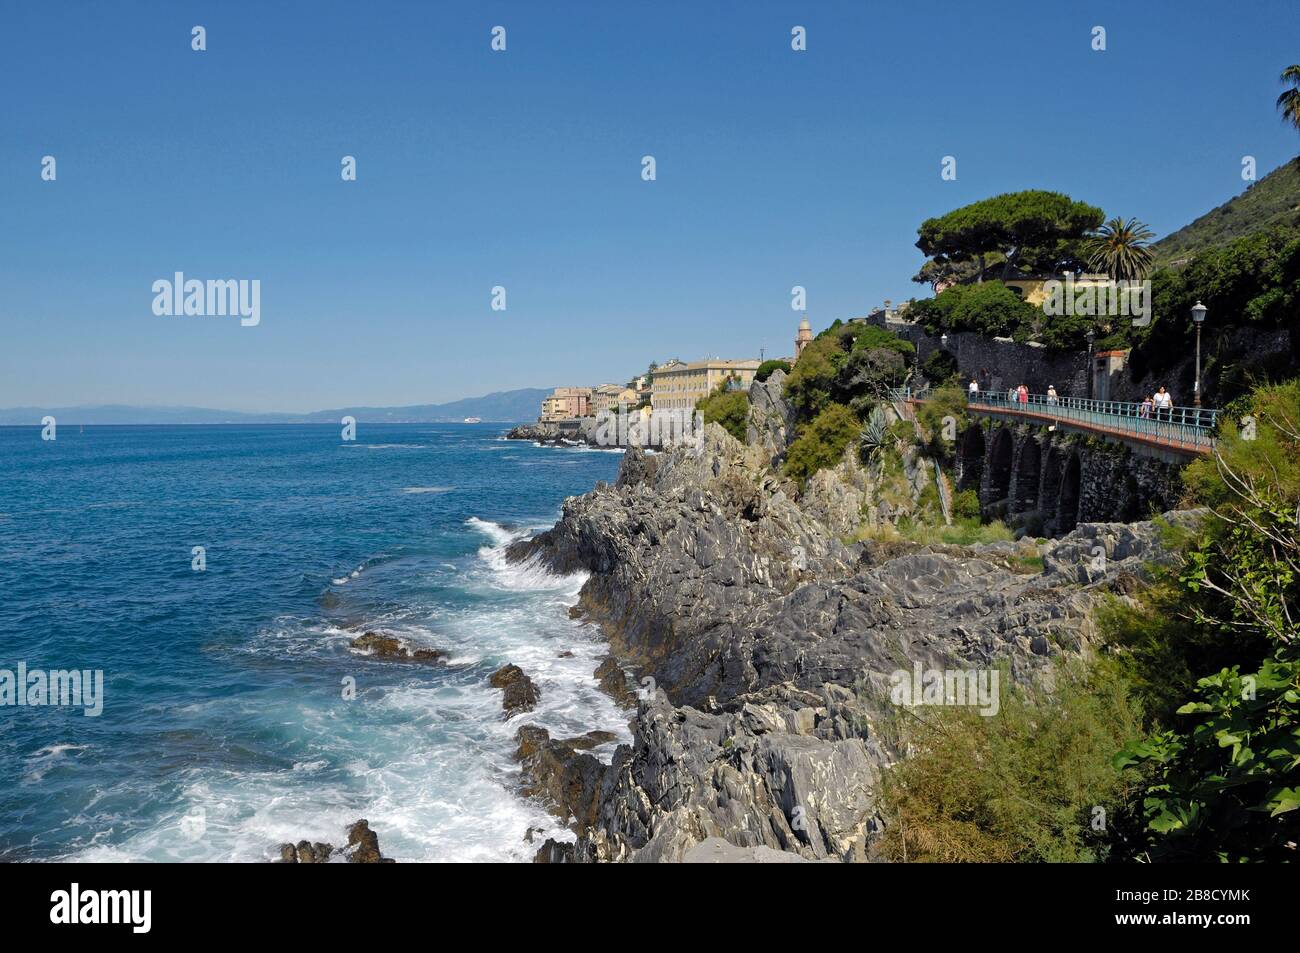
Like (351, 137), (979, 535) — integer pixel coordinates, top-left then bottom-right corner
(65, 510), (624, 864)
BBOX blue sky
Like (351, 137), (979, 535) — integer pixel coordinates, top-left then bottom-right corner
(2, 0), (1297, 412)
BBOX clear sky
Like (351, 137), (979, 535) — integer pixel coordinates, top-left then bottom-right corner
(2, 0), (1297, 412)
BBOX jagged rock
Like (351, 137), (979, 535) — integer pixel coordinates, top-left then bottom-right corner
(506, 424), (560, 442)
(350, 631), (446, 664)
(490, 664), (540, 716)
(276, 819), (393, 863)
(594, 656), (638, 709)
(344, 819), (392, 863)
(1042, 509), (1207, 584)
(279, 840), (333, 863)
(505, 413), (1196, 862)
(682, 836), (819, 863)
(513, 726), (607, 832)
(533, 839), (575, 863)
(746, 369), (796, 466)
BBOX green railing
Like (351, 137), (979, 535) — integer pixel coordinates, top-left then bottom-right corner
(889, 387), (1219, 453)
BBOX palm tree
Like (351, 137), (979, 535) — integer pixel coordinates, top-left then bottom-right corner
(1082, 217), (1155, 281)
(1278, 64), (1300, 134)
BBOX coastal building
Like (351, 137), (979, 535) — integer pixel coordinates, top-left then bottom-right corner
(540, 386), (592, 422)
(795, 319), (812, 361)
(650, 358), (761, 412)
(592, 383), (638, 415)
(633, 374), (653, 405)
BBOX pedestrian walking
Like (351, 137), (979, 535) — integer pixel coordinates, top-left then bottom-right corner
(1154, 386), (1172, 420)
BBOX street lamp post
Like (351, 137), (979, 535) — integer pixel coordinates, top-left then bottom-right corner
(1191, 300), (1206, 408)
(1085, 329), (1095, 400)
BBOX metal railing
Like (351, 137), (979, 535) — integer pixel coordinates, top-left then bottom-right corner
(889, 387), (1219, 453)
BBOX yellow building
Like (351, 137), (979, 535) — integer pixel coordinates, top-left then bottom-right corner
(1001, 273), (1114, 308)
(650, 358), (761, 412)
(592, 383), (638, 415)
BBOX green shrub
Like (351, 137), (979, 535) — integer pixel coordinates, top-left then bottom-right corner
(784, 403), (860, 486)
(696, 386), (749, 443)
(921, 348), (958, 384)
(1107, 378), (1300, 861)
(755, 359), (791, 382)
(876, 657), (1143, 862)
(784, 322), (916, 421)
(916, 384), (969, 461)
(952, 488), (981, 521)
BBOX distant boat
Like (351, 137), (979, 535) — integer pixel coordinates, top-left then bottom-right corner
(462, 417), (482, 424)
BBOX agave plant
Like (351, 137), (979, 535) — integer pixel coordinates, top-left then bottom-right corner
(1083, 217), (1155, 282)
(859, 405), (891, 461)
(1278, 64), (1300, 135)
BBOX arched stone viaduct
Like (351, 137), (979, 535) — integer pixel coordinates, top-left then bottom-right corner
(954, 420), (1183, 537)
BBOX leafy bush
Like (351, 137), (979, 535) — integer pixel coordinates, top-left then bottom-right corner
(696, 386), (749, 443)
(920, 348), (958, 384)
(951, 488), (981, 521)
(784, 323), (914, 420)
(1124, 225), (1300, 405)
(915, 384), (969, 461)
(755, 359), (791, 382)
(849, 324), (916, 357)
(784, 403), (860, 486)
(1108, 378), (1300, 861)
(783, 334), (841, 418)
(876, 658), (1143, 862)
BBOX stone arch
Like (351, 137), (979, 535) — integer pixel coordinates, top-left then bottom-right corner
(1058, 453), (1082, 534)
(985, 426), (1014, 504)
(1040, 440), (1067, 534)
(956, 425), (985, 491)
(1012, 436), (1041, 513)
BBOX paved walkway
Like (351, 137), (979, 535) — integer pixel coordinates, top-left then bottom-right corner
(891, 388), (1218, 457)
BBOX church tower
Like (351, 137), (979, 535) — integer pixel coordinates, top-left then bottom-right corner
(795, 318), (812, 361)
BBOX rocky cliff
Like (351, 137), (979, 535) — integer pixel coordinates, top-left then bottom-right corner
(506, 377), (1198, 862)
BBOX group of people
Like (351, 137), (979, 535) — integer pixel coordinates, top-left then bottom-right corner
(1138, 387), (1175, 419)
(967, 380), (1057, 405)
(965, 377), (1177, 419)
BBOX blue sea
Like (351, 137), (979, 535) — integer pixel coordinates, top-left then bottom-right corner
(0, 423), (625, 862)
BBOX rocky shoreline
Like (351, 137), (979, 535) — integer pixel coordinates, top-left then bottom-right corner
(502, 371), (1199, 862)
(505, 421), (600, 446)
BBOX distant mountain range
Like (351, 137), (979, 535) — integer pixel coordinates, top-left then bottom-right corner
(1153, 156), (1300, 265)
(0, 388), (552, 425)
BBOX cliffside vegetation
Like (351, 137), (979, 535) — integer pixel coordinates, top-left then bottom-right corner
(1108, 378), (1300, 861)
(755, 359), (791, 381)
(784, 403), (860, 487)
(696, 382), (749, 442)
(877, 658), (1143, 862)
(1151, 157), (1300, 265)
(1123, 222), (1300, 401)
(781, 321), (915, 485)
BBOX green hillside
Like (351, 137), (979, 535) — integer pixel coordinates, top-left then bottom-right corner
(1152, 156), (1300, 264)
